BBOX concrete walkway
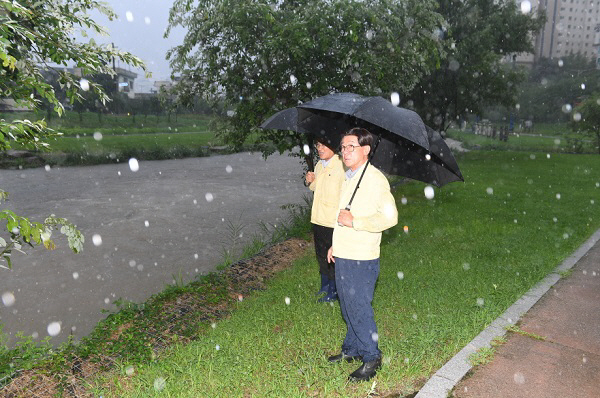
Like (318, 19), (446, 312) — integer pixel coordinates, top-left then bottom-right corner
(416, 228), (600, 397)
(0, 153), (307, 346)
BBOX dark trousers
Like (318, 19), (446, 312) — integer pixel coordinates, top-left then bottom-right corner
(312, 224), (335, 280)
(335, 257), (381, 362)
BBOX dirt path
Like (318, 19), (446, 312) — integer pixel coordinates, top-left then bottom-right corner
(0, 152), (308, 346)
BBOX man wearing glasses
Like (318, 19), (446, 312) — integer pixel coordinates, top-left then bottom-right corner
(327, 127), (398, 382)
(305, 139), (345, 302)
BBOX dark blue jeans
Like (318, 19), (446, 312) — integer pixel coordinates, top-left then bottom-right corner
(335, 257), (381, 362)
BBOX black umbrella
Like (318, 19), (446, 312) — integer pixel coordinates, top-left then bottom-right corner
(260, 93), (463, 187)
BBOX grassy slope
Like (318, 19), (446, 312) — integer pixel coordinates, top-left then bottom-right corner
(100, 151), (600, 397)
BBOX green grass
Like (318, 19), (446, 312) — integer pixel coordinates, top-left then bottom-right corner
(91, 150), (600, 397)
(447, 129), (595, 153)
(0, 111), (215, 135)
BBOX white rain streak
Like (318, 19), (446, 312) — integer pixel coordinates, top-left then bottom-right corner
(125, 11), (134, 22)
(290, 74), (298, 86)
(93, 132), (103, 141)
(144, 16), (151, 25)
(514, 372), (526, 385)
(47, 321), (61, 336)
(215, 344), (220, 350)
(401, 197), (408, 205)
(463, 263), (470, 270)
(573, 113), (582, 122)
(556, 193), (561, 200)
(476, 298), (485, 307)
(391, 92), (400, 106)
(2, 292), (15, 307)
(73, 272), (79, 280)
(285, 297), (291, 305)
(397, 271), (404, 280)
(520, 1), (531, 13)
(371, 332), (379, 342)
(79, 79), (90, 91)
(153, 377), (166, 391)
(44, 165), (51, 172)
(424, 186), (435, 200)
(129, 158), (140, 172)
(226, 165), (233, 173)
(126, 365), (135, 376)
(205, 193), (214, 202)
(303, 144), (310, 155)
(486, 187), (494, 195)
(92, 234), (102, 246)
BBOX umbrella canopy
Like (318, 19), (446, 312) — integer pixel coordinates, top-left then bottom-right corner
(260, 92), (464, 187)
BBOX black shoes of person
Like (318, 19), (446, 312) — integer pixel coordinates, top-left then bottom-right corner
(348, 357), (382, 382)
(327, 352), (362, 363)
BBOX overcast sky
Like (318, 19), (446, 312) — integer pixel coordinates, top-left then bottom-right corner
(85, 0), (186, 92)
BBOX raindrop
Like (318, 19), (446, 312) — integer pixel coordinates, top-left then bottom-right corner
(556, 193), (561, 200)
(93, 132), (103, 141)
(591, 200), (595, 205)
(104, 298), (110, 304)
(520, 1), (531, 13)
(476, 298), (485, 307)
(401, 197), (408, 205)
(205, 193), (214, 202)
(371, 332), (379, 342)
(226, 165), (233, 173)
(215, 344), (220, 350)
(563, 233), (569, 239)
(238, 294), (243, 301)
(425, 154), (431, 161)
(80, 79), (90, 91)
(125, 365), (135, 376)
(547, 154), (551, 159)
(226, 110), (235, 117)
(581, 83), (586, 90)
(44, 165), (51, 172)
(553, 217), (558, 222)
(515, 103), (520, 110)
(486, 187), (494, 195)
(211, 323), (217, 329)
(573, 113), (582, 122)
(448, 59), (460, 71)
(285, 297), (291, 305)
(2, 292), (15, 307)
(153, 377), (166, 391)
(290, 75), (298, 86)
(92, 234), (102, 246)
(194, 254), (199, 259)
(125, 11), (134, 22)
(306, 82), (312, 89)
(397, 271), (404, 280)
(144, 16), (151, 25)
(366, 30), (375, 40)
(129, 158), (139, 172)
(129, 260), (136, 267)
(558, 59), (564, 67)
(391, 92), (400, 106)
(303, 144), (310, 155)
(529, 154), (536, 160)
(72, 272), (79, 280)
(554, 138), (561, 145)
(514, 372), (525, 384)
(403, 226), (409, 234)
(463, 263), (470, 271)
(47, 321), (61, 336)
(144, 220), (149, 227)
(424, 186), (435, 200)
(412, 314), (418, 320)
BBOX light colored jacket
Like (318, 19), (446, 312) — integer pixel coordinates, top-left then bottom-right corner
(332, 163), (398, 260)
(308, 155), (345, 228)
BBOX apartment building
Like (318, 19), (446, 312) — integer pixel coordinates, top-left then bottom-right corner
(527, 0), (600, 67)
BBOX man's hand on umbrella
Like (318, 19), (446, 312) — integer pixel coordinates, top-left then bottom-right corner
(305, 171), (315, 185)
(337, 209), (354, 227)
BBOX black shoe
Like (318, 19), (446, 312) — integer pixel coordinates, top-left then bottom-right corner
(348, 357), (382, 382)
(327, 353), (362, 363)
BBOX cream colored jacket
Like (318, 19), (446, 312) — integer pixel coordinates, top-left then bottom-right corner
(308, 155), (345, 228)
(332, 163), (398, 260)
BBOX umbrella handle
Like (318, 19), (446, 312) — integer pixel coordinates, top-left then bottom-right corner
(345, 134), (382, 210)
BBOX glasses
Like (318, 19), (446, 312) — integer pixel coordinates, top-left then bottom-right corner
(339, 144), (361, 153)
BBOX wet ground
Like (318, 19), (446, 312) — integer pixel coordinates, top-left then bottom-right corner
(0, 152), (307, 346)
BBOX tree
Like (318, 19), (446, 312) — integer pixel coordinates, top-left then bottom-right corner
(166, 0), (445, 162)
(0, 0), (146, 268)
(406, 0), (544, 132)
(517, 55), (599, 123)
(571, 94), (600, 154)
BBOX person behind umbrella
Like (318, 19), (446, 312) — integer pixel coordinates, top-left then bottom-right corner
(305, 138), (345, 302)
(326, 127), (398, 382)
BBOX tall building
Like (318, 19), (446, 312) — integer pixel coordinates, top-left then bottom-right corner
(528, 0), (600, 66)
